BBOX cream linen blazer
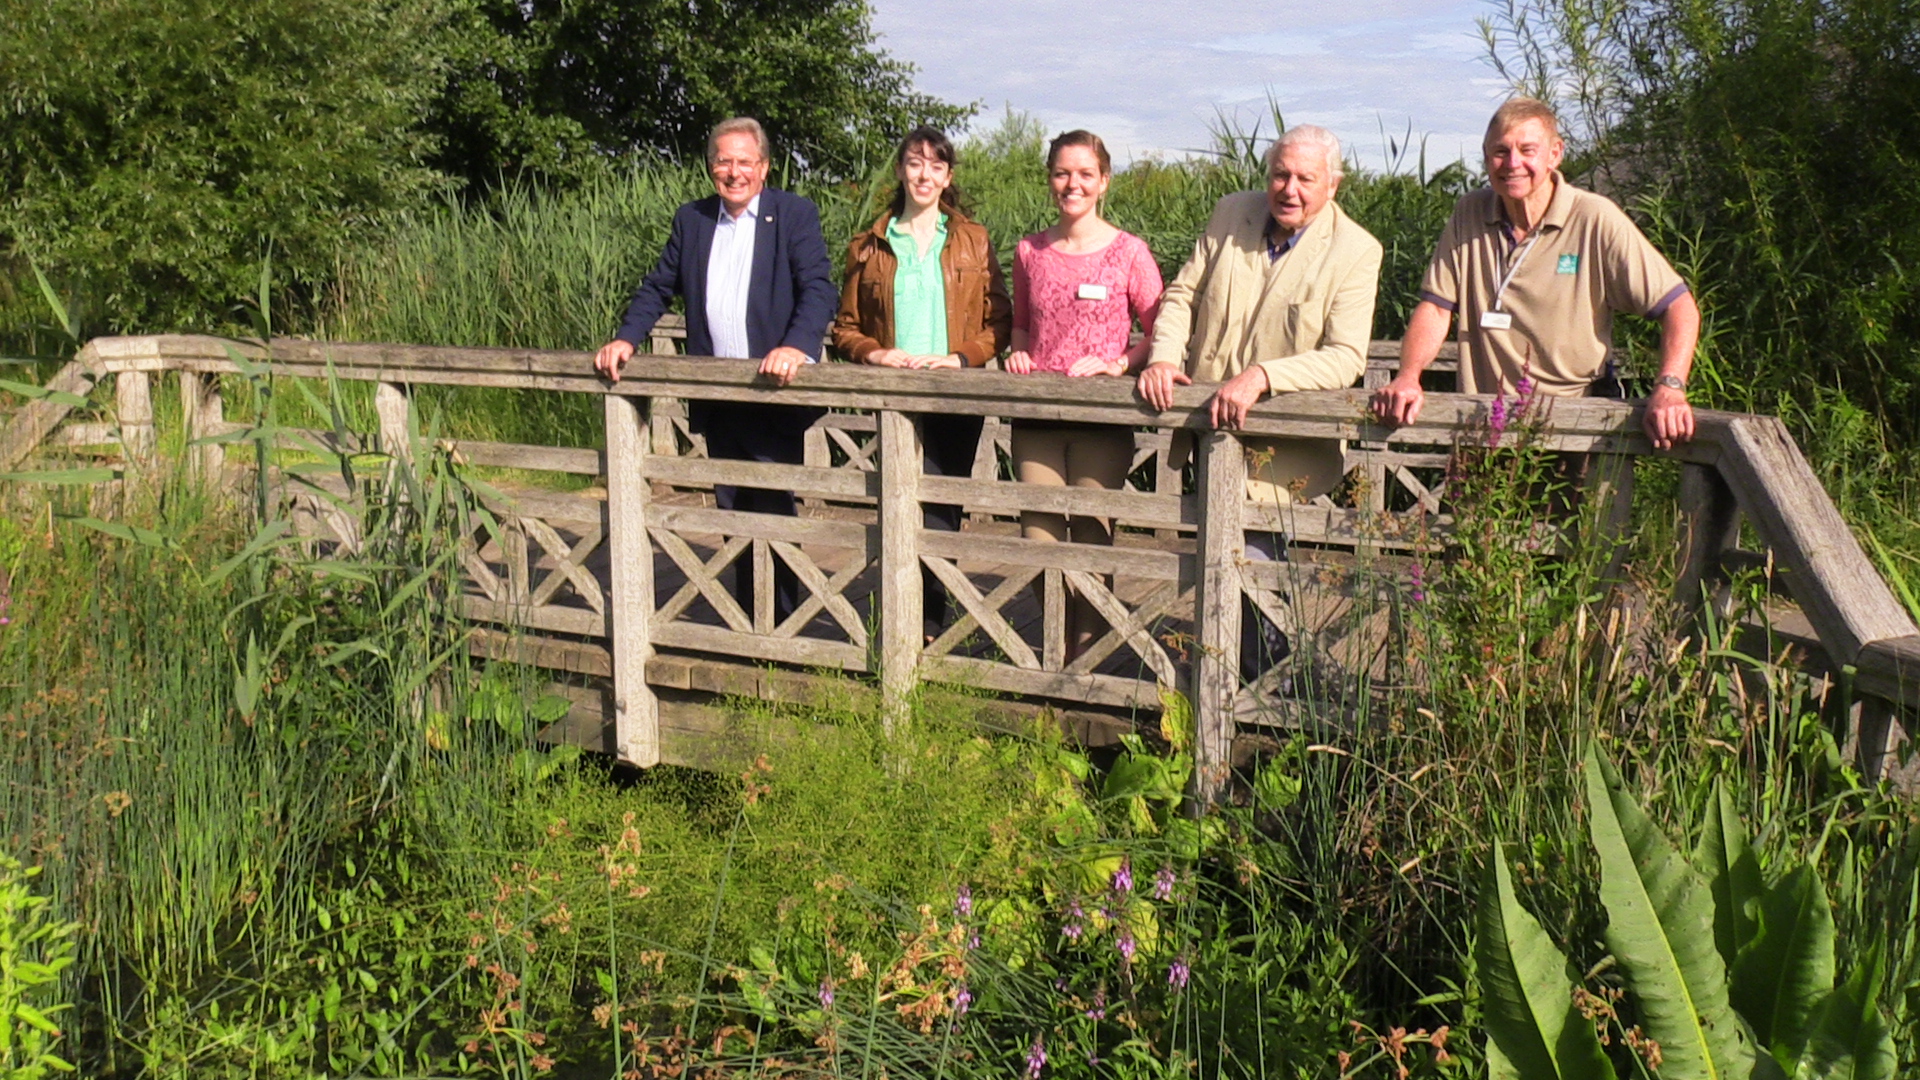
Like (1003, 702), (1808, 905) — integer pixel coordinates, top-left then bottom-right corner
(1148, 192), (1382, 505)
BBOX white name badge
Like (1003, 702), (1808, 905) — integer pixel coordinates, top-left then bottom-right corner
(1480, 311), (1514, 330)
(1077, 283), (1109, 301)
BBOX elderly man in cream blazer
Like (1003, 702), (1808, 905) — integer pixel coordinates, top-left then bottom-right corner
(1138, 124), (1383, 683)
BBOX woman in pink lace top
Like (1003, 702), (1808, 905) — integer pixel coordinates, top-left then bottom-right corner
(1006, 130), (1163, 659)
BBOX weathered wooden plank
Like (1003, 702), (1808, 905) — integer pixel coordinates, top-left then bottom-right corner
(769, 539), (869, 645)
(0, 357), (106, 470)
(115, 370), (156, 473)
(450, 439), (601, 474)
(179, 371), (225, 483)
(604, 393), (658, 766)
(475, 488), (605, 526)
(1192, 431), (1246, 805)
(647, 503), (874, 548)
(921, 556), (1041, 669)
(469, 626), (613, 677)
(1856, 634), (1920, 708)
(918, 529), (1189, 582)
(918, 475), (1189, 526)
(920, 654), (1164, 710)
(45, 422), (118, 447)
(1674, 462), (1741, 615)
(375, 382), (410, 468)
(1717, 416), (1917, 662)
(650, 620), (867, 672)
(462, 595), (606, 637)
(642, 453), (874, 500)
(878, 409), (922, 730)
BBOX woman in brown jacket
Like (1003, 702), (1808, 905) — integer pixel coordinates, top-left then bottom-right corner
(832, 126), (1013, 638)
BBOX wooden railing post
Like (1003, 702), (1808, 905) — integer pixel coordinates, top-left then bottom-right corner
(179, 371), (225, 485)
(1674, 462), (1740, 618)
(604, 392), (659, 766)
(878, 408), (922, 733)
(1192, 430), (1246, 806)
(115, 370), (156, 475)
(375, 381), (412, 476)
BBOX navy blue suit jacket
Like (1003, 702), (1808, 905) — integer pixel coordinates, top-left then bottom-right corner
(614, 187), (837, 360)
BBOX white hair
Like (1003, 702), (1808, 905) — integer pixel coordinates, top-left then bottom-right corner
(706, 117), (770, 163)
(1266, 125), (1345, 180)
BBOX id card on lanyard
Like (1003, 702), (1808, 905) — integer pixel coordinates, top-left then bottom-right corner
(1481, 233), (1541, 331)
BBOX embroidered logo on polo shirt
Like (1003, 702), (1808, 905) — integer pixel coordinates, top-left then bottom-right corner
(1556, 253), (1580, 274)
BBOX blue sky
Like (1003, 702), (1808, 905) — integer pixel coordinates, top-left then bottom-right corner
(869, 0), (1511, 172)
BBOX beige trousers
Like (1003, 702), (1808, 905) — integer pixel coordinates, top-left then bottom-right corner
(1011, 422), (1135, 654)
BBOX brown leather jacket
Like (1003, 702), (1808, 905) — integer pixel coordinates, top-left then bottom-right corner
(831, 210), (1013, 366)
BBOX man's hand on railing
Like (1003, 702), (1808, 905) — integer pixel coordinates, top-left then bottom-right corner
(1370, 373), (1425, 426)
(1208, 366), (1269, 430)
(594, 339), (636, 383)
(1136, 362), (1190, 412)
(759, 346), (809, 387)
(1643, 384), (1694, 450)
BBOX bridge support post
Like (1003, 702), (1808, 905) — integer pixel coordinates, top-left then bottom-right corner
(604, 392), (659, 766)
(1674, 462), (1740, 621)
(375, 381), (412, 472)
(115, 370), (157, 477)
(1192, 431), (1246, 806)
(179, 371), (225, 485)
(878, 408), (922, 735)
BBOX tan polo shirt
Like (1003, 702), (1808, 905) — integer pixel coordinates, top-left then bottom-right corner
(1419, 173), (1688, 396)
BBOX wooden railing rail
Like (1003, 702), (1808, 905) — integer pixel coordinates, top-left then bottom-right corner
(3, 333), (1912, 796)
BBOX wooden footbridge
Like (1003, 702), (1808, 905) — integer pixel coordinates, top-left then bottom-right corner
(5, 328), (1917, 797)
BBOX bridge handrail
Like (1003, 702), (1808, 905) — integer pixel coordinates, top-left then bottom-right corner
(6, 333), (1912, 793)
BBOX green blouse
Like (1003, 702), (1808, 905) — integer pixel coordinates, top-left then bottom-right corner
(886, 214), (949, 357)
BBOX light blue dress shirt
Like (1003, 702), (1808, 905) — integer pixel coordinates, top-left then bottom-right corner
(705, 194), (759, 359)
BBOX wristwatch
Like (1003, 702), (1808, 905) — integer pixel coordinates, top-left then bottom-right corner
(1654, 375), (1686, 392)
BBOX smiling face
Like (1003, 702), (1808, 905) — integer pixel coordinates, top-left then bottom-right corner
(1483, 117), (1564, 205)
(1048, 145), (1109, 222)
(1266, 142), (1339, 234)
(709, 131), (769, 217)
(897, 141), (952, 213)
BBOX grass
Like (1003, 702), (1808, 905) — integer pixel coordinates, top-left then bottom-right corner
(2, 363), (1916, 1077)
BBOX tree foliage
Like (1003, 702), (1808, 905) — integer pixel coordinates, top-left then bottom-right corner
(427, 0), (975, 188)
(0, 0), (450, 339)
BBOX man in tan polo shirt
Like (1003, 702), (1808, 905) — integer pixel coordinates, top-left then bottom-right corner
(1139, 123), (1384, 684)
(1370, 98), (1699, 451)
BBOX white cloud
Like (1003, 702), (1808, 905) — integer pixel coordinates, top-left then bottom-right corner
(870, 0), (1508, 171)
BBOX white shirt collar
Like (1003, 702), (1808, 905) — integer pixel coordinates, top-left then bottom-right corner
(719, 193), (763, 223)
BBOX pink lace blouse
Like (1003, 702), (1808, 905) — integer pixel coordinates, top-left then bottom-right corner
(1011, 230), (1162, 373)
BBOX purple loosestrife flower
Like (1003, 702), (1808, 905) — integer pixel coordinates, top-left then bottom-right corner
(1084, 987), (1107, 1020)
(1409, 561), (1426, 603)
(1153, 865), (1175, 901)
(818, 981), (835, 1009)
(1116, 931), (1137, 964)
(1488, 395), (1510, 443)
(954, 884), (972, 918)
(1516, 373), (1535, 404)
(1063, 899), (1086, 941)
(1025, 1035), (1047, 1080)
(1111, 859), (1133, 895)
(1168, 957), (1191, 991)
(953, 985), (973, 1018)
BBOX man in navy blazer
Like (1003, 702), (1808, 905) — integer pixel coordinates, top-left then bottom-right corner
(593, 116), (838, 623)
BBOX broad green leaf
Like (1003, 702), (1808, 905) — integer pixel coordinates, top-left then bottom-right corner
(1696, 777), (1764, 969)
(1475, 848), (1617, 1080)
(1157, 682), (1194, 751)
(1792, 958), (1896, 1080)
(1731, 864), (1835, 1060)
(0, 467), (118, 485)
(67, 517), (178, 550)
(0, 377), (87, 406)
(32, 263), (77, 341)
(1585, 747), (1758, 1080)
(14, 1001), (61, 1034)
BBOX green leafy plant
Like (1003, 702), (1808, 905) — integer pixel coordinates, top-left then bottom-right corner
(1478, 750), (1898, 1080)
(0, 855), (78, 1077)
